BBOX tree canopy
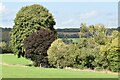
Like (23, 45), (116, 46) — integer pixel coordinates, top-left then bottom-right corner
(48, 24), (119, 72)
(10, 4), (56, 58)
(24, 28), (56, 67)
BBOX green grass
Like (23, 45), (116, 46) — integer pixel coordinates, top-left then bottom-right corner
(2, 65), (118, 78)
(61, 38), (80, 43)
(68, 38), (80, 42)
(0, 54), (118, 78)
(1, 54), (32, 65)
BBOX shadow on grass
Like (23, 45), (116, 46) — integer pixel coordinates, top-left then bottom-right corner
(25, 64), (33, 67)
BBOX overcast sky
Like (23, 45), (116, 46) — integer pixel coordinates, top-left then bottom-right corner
(0, 1), (118, 29)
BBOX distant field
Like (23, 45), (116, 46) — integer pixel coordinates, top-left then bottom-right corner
(67, 38), (80, 42)
(0, 54), (118, 78)
(61, 38), (80, 43)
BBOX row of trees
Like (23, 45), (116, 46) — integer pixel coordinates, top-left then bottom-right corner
(0, 28), (12, 53)
(58, 32), (79, 38)
(48, 24), (119, 72)
(0, 42), (12, 53)
(0, 27), (79, 54)
(10, 4), (119, 72)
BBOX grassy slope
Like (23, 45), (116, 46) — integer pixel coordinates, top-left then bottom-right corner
(1, 54), (32, 65)
(0, 54), (118, 78)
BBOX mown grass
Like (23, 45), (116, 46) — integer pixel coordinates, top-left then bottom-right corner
(1, 54), (32, 65)
(0, 54), (118, 78)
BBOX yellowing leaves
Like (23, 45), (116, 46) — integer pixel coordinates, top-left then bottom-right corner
(111, 37), (118, 47)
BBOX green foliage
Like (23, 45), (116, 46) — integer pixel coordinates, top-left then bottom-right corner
(78, 23), (119, 72)
(0, 42), (12, 53)
(76, 37), (99, 69)
(48, 39), (67, 68)
(0, 42), (6, 48)
(10, 4), (56, 57)
(99, 36), (119, 72)
(48, 24), (119, 72)
(2, 28), (11, 42)
(48, 39), (78, 68)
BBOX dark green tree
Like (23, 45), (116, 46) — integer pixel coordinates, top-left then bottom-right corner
(10, 4), (56, 58)
(24, 28), (56, 67)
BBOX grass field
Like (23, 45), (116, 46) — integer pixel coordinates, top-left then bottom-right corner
(0, 54), (118, 78)
(67, 38), (80, 43)
(61, 38), (80, 43)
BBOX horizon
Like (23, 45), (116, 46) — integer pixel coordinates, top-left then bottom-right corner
(0, 26), (118, 29)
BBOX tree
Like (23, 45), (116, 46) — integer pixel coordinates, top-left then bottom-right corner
(100, 31), (119, 72)
(76, 37), (99, 69)
(24, 28), (56, 67)
(10, 4), (56, 58)
(48, 39), (78, 68)
(47, 39), (67, 68)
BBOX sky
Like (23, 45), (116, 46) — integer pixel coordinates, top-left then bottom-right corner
(0, 1), (118, 29)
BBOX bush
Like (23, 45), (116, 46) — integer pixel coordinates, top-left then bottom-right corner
(24, 28), (56, 67)
(48, 39), (78, 68)
(48, 24), (119, 72)
(0, 42), (6, 54)
(0, 42), (13, 53)
(48, 39), (67, 68)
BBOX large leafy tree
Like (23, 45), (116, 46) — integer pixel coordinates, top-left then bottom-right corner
(10, 4), (56, 58)
(24, 28), (56, 67)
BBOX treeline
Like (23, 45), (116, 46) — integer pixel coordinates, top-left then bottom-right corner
(0, 27), (118, 54)
(57, 28), (80, 32)
(58, 32), (79, 38)
(1, 27), (117, 42)
(1, 27), (11, 42)
(48, 24), (119, 72)
(0, 27), (79, 53)
(1, 27), (80, 42)
(0, 25), (119, 72)
(0, 27), (12, 53)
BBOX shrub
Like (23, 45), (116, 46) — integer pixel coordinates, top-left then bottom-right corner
(48, 39), (67, 68)
(48, 39), (78, 68)
(0, 42), (12, 53)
